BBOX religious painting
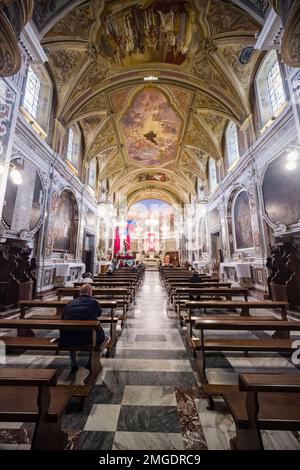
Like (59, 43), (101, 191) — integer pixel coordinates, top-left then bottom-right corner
(233, 191), (254, 249)
(121, 88), (181, 165)
(99, 1), (201, 66)
(98, 219), (106, 252)
(52, 190), (77, 252)
(2, 158), (44, 234)
(208, 208), (220, 227)
(262, 154), (300, 228)
(136, 172), (168, 182)
(43, 268), (54, 287)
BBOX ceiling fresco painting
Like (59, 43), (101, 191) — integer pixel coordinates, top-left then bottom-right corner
(36, 0), (265, 204)
(121, 88), (182, 166)
(99, 0), (201, 66)
(135, 172), (168, 182)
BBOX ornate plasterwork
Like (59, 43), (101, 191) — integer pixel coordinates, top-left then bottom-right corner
(47, 48), (84, 90)
(201, 113), (227, 145)
(221, 45), (259, 94)
(179, 149), (207, 179)
(80, 114), (103, 149)
(45, 4), (93, 41)
(184, 116), (221, 158)
(31, 0), (266, 203)
(86, 120), (117, 160)
(207, 0), (259, 35)
(77, 92), (110, 117)
(68, 61), (108, 104)
(193, 92), (230, 115)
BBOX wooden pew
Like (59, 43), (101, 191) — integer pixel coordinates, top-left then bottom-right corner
(57, 287), (130, 320)
(75, 280), (137, 298)
(193, 316), (299, 408)
(0, 368), (74, 450)
(185, 300), (289, 352)
(0, 319), (108, 390)
(174, 287), (249, 318)
(222, 373), (300, 450)
(167, 282), (232, 301)
(17, 300), (118, 354)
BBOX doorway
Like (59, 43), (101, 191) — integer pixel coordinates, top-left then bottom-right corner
(83, 231), (95, 274)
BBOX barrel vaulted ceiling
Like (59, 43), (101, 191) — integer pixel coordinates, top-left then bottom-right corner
(33, 0), (267, 203)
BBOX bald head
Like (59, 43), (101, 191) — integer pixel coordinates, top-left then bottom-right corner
(80, 284), (93, 296)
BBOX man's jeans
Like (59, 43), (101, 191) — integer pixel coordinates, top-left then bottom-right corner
(70, 350), (78, 367)
(69, 329), (107, 368)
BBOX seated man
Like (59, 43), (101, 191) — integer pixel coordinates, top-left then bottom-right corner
(191, 269), (200, 283)
(60, 284), (105, 371)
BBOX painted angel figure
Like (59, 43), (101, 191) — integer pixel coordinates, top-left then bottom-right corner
(158, 10), (176, 47)
(123, 15), (135, 55)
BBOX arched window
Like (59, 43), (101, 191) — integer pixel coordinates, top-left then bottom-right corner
(65, 125), (81, 169)
(23, 67), (40, 119)
(88, 158), (97, 190)
(226, 121), (239, 169)
(208, 158), (218, 190)
(21, 64), (53, 136)
(267, 59), (285, 116)
(66, 128), (74, 162)
(255, 50), (286, 127)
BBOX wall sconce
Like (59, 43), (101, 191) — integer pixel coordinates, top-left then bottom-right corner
(0, 161), (23, 184)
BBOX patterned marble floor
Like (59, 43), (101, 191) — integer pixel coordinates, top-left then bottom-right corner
(1, 271), (300, 450)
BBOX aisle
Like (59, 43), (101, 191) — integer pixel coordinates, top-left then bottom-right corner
(78, 270), (203, 450)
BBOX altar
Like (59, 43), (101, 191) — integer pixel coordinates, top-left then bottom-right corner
(144, 258), (159, 270)
(143, 252), (159, 270)
(220, 262), (253, 287)
(53, 262), (85, 286)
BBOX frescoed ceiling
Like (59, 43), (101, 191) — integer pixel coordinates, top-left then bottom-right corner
(36, 0), (265, 204)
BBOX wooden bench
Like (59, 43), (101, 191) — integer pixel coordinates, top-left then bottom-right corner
(17, 299), (119, 352)
(57, 287), (130, 320)
(193, 316), (300, 409)
(18, 299), (122, 346)
(0, 368), (74, 450)
(174, 287), (249, 316)
(222, 373), (300, 450)
(0, 319), (109, 395)
(76, 280), (138, 298)
(167, 282), (231, 300)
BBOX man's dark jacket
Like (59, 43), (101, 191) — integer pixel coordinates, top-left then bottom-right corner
(60, 295), (105, 347)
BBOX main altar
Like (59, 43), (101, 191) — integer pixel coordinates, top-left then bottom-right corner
(143, 252), (159, 270)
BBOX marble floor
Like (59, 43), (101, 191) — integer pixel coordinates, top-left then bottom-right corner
(1, 271), (300, 450)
